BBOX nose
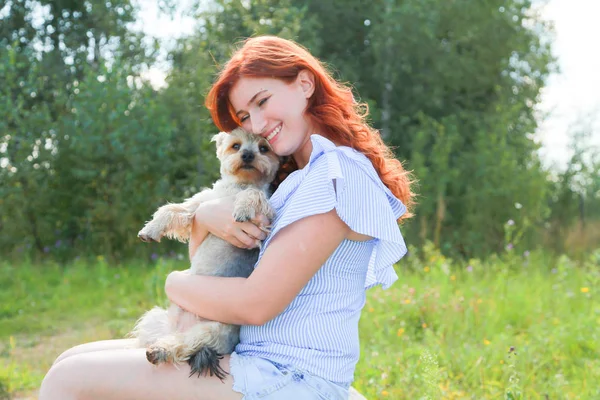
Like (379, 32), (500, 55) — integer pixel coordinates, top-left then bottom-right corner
(251, 112), (267, 135)
(241, 150), (255, 163)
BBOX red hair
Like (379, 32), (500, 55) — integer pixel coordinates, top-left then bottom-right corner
(205, 36), (415, 221)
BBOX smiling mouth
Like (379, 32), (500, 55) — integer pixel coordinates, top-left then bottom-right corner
(266, 123), (282, 141)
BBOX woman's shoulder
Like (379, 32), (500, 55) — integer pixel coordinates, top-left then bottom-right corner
(306, 135), (405, 216)
(306, 134), (382, 183)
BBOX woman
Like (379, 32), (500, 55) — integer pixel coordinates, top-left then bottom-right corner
(40, 36), (414, 400)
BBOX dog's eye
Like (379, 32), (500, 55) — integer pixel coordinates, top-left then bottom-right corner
(259, 145), (269, 153)
(232, 143), (241, 150)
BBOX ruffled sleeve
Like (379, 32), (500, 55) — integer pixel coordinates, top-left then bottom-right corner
(260, 134), (407, 290)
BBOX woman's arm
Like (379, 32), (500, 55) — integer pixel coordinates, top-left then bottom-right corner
(167, 209), (350, 326)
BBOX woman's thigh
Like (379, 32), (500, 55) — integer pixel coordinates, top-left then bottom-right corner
(40, 348), (242, 400)
(53, 338), (137, 366)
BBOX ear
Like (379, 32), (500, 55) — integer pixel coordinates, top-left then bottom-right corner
(211, 132), (228, 158)
(297, 69), (315, 99)
(211, 132), (227, 149)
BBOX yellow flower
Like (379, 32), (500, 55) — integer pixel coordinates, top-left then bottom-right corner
(483, 339), (491, 345)
(581, 287), (590, 293)
(404, 298), (411, 304)
(397, 328), (405, 337)
(368, 307), (375, 312)
(381, 390), (389, 396)
(500, 360), (504, 364)
(422, 323), (428, 329)
(476, 299), (483, 304)
(450, 275), (456, 281)
(424, 266), (430, 272)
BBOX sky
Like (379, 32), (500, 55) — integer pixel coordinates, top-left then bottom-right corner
(137, 0), (600, 171)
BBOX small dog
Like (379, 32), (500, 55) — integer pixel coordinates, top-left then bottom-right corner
(130, 128), (279, 379)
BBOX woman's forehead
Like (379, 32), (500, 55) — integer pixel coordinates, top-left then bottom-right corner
(230, 77), (282, 106)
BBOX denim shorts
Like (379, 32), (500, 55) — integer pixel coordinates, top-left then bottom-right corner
(229, 352), (349, 400)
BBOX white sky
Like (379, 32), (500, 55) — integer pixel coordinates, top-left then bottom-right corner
(136, 0), (600, 171)
(536, 0), (600, 169)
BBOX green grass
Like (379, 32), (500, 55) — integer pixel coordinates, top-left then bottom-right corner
(1, 246), (599, 399)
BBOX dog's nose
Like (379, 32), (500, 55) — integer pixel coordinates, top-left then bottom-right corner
(241, 150), (255, 163)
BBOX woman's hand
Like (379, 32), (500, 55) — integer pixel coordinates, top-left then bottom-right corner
(190, 195), (270, 255)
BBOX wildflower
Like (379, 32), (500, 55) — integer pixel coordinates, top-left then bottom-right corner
(369, 307), (375, 312)
(397, 328), (405, 337)
(507, 219), (515, 226)
(523, 250), (530, 257)
(151, 253), (158, 260)
(43, 246), (50, 253)
(450, 275), (456, 281)
(515, 202), (522, 209)
(466, 265), (473, 272)
(381, 390), (389, 396)
(404, 298), (411, 304)
(476, 299), (483, 304)
(483, 339), (491, 345)
(500, 360), (505, 364)
(422, 323), (427, 329)
(424, 266), (430, 272)
(581, 287), (590, 293)
(551, 268), (558, 274)
(55, 239), (62, 248)
(505, 243), (514, 251)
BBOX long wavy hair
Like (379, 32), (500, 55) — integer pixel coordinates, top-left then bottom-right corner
(205, 36), (415, 221)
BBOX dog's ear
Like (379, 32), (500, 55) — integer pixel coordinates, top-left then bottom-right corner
(211, 132), (227, 150)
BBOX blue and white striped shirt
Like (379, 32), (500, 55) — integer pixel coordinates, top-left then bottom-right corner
(235, 134), (407, 387)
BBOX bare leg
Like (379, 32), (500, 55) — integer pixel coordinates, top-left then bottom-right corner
(40, 349), (242, 400)
(52, 338), (137, 366)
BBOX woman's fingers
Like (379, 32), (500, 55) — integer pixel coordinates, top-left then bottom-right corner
(241, 221), (267, 241)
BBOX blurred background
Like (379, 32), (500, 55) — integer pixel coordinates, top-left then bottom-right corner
(1, 0), (599, 398)
(1, 0), (598, 263)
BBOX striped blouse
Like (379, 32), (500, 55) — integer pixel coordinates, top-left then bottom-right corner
(235, 134), (407, 387)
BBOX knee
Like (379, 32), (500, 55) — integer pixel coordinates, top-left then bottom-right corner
(52, 344), (85, 366)
(39, 358), (78, 400)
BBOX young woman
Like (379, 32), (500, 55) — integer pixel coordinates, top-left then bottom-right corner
(40, 36), (414, 400)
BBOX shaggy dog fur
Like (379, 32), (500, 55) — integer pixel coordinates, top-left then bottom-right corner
(130, 128), (279, 379)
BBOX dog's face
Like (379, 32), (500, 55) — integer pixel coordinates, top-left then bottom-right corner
(212, 128), (280, 186)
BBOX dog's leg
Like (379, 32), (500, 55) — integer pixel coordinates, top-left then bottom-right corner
(146, 321), (237, 380)
(185, 323), (239, 380)
(137, 202), (195, 243)
(138, 188), (214, 243)
(233, 188), (275, 223)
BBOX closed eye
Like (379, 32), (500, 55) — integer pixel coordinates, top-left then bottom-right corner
(258, 96), (270, 106)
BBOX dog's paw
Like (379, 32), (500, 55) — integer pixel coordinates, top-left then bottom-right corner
(233, 188), (273, 223)
(138, 225), (163, 243)
(232, 204), (256, 223)
(187, 347), (227, 381)
(146, 346), (170, 365)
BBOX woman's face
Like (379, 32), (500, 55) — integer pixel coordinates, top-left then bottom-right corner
(229, 71), (315, 167)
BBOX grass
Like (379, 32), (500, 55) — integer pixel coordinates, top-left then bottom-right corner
(1, 245), (599, 399)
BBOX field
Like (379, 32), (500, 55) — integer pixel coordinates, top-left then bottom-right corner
(1, 245), (599, 399)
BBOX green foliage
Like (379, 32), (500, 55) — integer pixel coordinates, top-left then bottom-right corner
(0, 0), (596, 260)
(291, 0), (554, 257)
(2, 249), (600, 398)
